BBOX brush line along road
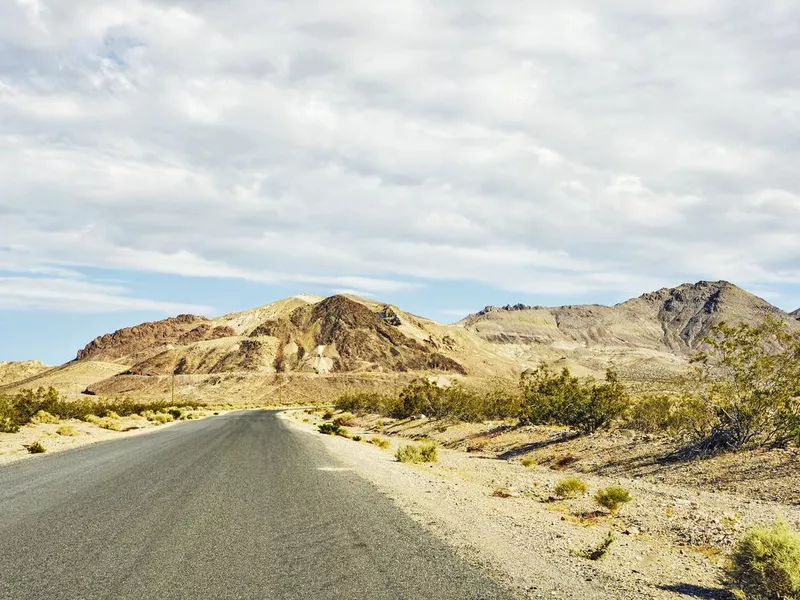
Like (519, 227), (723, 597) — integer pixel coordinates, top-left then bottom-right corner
(0, 410), (511, 599)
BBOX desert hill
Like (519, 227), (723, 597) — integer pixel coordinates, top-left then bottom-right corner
(461, 281), (794, 355)
(3, 281), (795, 403)
(0, 361), (51, 387)
(792, 308), (800, 320)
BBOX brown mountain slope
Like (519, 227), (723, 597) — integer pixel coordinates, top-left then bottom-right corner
(76, 315), (233, 364)
(792, 308), (800, 320)
(82, 294), (472, 399)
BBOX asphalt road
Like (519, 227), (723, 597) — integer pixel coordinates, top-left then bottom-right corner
(0, 411), (512, 599)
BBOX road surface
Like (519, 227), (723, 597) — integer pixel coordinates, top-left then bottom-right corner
(0, 410), (512, 599)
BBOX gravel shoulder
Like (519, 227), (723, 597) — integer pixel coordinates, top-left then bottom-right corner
(283, 410), (800, 600)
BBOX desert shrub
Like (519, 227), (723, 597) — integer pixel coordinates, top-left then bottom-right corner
(352, 435), (362, 442)
(335, 391), (398, 415)
(627, 394), (683, 433)
(724, 520), (800, 600)
(687, 317), (800, 452)
(370, 437), (390, 450)
(30, 410), (60, 425)
(396, 442), (438, 463)
(554, 477), (589, 499)
(318, 422), (342, 435)
(56, 425), (78, 436)
(322, 411), (334, 421)
(395, 445), (420, 463)
(335, 380), (521, 424)
(150, 412), (174, 425)
(25, 441), (46, 454)
(521, 457), (535, 468)
(594, 486), (632, 514)
(581, 532), (615, 561)
(333, 412), (355, 426)
(0, 388), (196, 429)
(168, 408), (183, 420)
(85, 414), (122, 431)
(0, 418), (20, 433)
(419, 441), (438, 462)
(519, 366), (629, 434)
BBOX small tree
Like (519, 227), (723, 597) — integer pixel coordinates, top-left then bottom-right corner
(519, 366), (629, 434)
(689, 317), (800, 451)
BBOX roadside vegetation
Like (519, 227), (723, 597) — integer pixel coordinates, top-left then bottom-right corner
(334, 317), (800, 457)
(395, 442), (438, 464)
(0, 387), (201, 432)
(725, 520), (800, 600)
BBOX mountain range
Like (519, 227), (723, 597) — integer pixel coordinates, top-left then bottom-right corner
(1, 281), (798, 403)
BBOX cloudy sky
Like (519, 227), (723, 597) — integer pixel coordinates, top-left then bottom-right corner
(1, 0), (799, 363)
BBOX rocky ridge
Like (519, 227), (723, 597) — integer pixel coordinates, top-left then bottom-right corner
(6, 281), (796, 401)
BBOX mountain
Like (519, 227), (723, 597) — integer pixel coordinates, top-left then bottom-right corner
(0, 361), (51, 387)
(4, 281), (795, 403)
(461, 281), (794, 355)
(792, 308), (800, 320)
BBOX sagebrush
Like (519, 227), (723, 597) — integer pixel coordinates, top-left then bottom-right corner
(725, 520), (800, 600)
(594, 486), (632, 514)
(554, 477), (588, 499)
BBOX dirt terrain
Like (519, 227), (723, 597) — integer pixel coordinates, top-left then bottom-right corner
(285, 409), (800, 600)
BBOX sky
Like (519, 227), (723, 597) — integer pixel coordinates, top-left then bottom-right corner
(1, 0), (799, 365)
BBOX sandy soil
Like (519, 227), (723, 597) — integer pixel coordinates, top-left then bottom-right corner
(0, 411), (217, 466)
(284, 410), (800, 600)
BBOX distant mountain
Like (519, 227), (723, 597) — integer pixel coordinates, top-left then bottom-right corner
(0, 360), (51, 387)
(117, 295), (466, 379)
(461, 281), (795, 355)
(792, 308), (800, 320)
(6, 281), (796, 402)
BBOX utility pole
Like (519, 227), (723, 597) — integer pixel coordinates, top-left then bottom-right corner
(171, 370), (175, 405)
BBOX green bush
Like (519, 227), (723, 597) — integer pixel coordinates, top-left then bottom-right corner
(688, 317), (800, 451)
(335, 380), (520, 424)
(521, 457), (535, 468)
(25, 441), (46, 454)
(519, 366), (629, 434)
(333, 412), (355, 426)
(56, 425), (78, 436)
(30, 410), (60, 425)
(0, 387), (195, 430)
(725, 520), (800, 600)
(396, 442), (438, 464)
(335, 391), (399, 416)
(85, 414), (122, 431)
(370, 437), (390, 450)
(322, 411), (334, 421)
(594, 486), (632, 514)
(352, 435), (362, 442)
(0, 417), (20, 433)
(318, 422), (343, 435)
(554, 477), (589, 499)
(149, 412), (174, 425)
(627, 394), (682, 433)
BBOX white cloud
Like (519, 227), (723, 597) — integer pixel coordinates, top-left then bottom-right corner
(0, 0), (798, 308)
(0, 277), (213, 314)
